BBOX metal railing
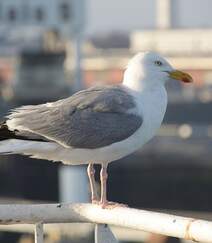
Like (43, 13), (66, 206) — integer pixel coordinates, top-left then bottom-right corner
(0, 203), (212, 243)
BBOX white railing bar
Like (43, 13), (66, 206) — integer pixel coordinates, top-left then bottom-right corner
(0, 203), (212, 242)
(35, 223), (44, 243)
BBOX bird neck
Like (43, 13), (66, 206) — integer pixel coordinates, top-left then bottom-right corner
(123, 65), (152, 92)
(123, 77), (144, 92)
(122, 65), (165, 92)
(123, 75), (161, 93)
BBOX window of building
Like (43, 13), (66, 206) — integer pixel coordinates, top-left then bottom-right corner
(35, 7), (45, 22)
(59, 2), (72, 21)
(8, 8), (17, 22)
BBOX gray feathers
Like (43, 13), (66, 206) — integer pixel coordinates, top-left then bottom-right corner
(7, 85), (143, 149)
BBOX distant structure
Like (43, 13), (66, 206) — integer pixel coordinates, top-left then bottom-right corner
(0, 0), (85, 90)
(156, 0), (171, 29)
(0, 0), (85, 36)
(156, 0), (212, 29)
(130, 0), (212, 56)
(84, 0), (212, 90)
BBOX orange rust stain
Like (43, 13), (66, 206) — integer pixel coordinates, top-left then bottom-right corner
(185, 219), (198, 242)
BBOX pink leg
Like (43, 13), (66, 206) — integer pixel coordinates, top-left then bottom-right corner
(100, 163), (108, 207)
(100, 163), (128, 209)
(87, 163), (98, 203)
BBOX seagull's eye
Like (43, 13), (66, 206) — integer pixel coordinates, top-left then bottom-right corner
(154, 60), (163, 66)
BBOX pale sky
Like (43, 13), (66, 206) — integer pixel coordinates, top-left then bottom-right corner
(86, 0), (156, 35)
(86, 0), (212, 35)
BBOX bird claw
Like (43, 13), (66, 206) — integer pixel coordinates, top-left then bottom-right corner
(92, 200), (128, 209)
(101, 201), (128, 209)
(91, 199), (99, 204)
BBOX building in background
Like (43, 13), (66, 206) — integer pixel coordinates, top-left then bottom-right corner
(0, 0), (85, 37)
(0, 0), (86, 102)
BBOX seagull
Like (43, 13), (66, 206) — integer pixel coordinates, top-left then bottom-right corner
(0, 52), (193, 208)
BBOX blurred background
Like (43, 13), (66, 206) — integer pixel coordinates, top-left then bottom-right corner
(0, 0), (211, 242)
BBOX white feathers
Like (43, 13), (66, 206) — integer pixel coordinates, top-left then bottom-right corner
(0, 51), (171, 165)
(123, 51), (173, 91)
(0, 139), (56, 156)
(0, 139), (75, 164)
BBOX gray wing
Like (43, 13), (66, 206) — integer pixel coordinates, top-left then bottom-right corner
(7, 85), (143, 149)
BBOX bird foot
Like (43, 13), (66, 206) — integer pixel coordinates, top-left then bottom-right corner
(92, 200), (128, 209)
(91, 199), (99, 204)
(101, 201), (128, 209)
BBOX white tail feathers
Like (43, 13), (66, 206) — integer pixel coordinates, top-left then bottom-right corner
(0, 139), (28, 154)
(0, 139), (74, 164)
(0, 139), (57, 156)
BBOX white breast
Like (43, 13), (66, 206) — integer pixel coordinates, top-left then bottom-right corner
(135, 85), (168, 144)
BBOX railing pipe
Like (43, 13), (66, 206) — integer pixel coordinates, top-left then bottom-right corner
(0, 203), (212, 242)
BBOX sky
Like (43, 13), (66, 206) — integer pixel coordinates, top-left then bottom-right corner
(86, 0), (212, 35)
(86, 0), (155, 35)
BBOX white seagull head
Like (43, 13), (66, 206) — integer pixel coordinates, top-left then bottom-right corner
(123, 51), (193, 91)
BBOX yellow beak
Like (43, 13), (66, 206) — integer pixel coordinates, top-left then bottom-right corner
(168, 70), (193, 83)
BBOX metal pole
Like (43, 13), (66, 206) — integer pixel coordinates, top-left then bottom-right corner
(35, 223), (44, 243)
(59, 165), (89, 203)
(95, 224), (118, 243)
(156, 0), (171, 29)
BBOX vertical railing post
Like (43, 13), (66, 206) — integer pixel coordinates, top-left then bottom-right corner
(95, 224), (118, 243)
(35, 223), (44, 243)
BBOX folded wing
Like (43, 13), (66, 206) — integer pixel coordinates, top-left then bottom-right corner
(6, 85), (143, 149)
